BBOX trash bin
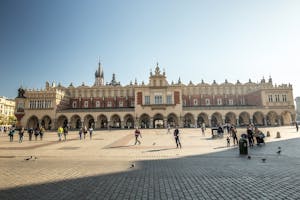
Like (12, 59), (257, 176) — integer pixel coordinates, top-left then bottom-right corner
(239, 137), (248, 155)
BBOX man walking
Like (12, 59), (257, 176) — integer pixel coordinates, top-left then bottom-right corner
(134, 128), (142, 145)
(174, 127), (182, 148)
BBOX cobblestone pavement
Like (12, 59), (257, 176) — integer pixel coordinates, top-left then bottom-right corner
(0, 126), (300, 200)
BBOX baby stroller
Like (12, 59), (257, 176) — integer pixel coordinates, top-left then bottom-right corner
(256, 132), (265, 145)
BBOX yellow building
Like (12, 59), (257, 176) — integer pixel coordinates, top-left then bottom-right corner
(0, 96), (15, 125)
(15, 62), (295, 130)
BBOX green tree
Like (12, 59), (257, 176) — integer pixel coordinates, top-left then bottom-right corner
(8, 115), (17, 125)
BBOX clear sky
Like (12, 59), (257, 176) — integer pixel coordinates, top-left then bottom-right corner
(0, 0), (299, 100)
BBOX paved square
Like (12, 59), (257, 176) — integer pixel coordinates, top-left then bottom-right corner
(0, 126), (300, 199)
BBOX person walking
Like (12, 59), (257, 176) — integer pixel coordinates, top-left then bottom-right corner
(39, 126), (45, 141)
(79, 128), (83, 140)
(28, 127), (33, 141)
(8, 128), (15, 142)
(230, 126), (238, 145)
(83, 126), (88, 139)
(296, 122), (299, 132)
(173, 127), (182, 148)
(63, 126), (68, 141)
(201, 123), (206, 136)
(57, 126), (63, 141)
(89, 127), (93, 140)
(134, 128), (142, 145)
(247, 125), (254, 147)
(34, 128), (39, 141)
(18, 127), (25, 143)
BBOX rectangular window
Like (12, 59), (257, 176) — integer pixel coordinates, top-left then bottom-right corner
(268, 95), (273, 102)
(229, 99), (233, 105)
(144, 96), (150, 105)
(193, 99), (198, 106)
(206, 99), (210, 105)
(96, 101), (100, 108)
(119, 101), (123, 107)
(275, 94), (280, 102)
(72, 101), (77, 108)
(167, 95), (172, 104)
(84, 101), (89, 108)
(217, 98), (222, 105)
(107, 101), (112, 107)
(154, 95), (163, 104)
(282, 95), (287, 102)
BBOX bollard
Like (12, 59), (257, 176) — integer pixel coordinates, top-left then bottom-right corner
(276, 131), (281, 138)
(267, 131), (270, 137)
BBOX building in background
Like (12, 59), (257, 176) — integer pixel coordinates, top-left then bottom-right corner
(15, 62), (296, 130)
(0, 97), (16, 125)
(295, 97), (300, 122)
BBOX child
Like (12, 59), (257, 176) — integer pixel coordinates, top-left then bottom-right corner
(226, 136), (230, 147)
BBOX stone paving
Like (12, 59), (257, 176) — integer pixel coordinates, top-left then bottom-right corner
(0, 126), (300, 199)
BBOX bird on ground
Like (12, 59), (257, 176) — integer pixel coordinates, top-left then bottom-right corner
(262, 158), (266, 162)
(24, 156), (32, 161)
(277, 150), (281, 155)
(278, 146), (281, 149)
(130, 163), (135, 168)
(152, 142), (156, 146)
(247, 155), (251, 159)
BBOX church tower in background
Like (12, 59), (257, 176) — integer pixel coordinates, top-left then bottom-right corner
(94, 61), (104, 86)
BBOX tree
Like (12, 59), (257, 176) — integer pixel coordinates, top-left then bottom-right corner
(8, 115), (17, 125)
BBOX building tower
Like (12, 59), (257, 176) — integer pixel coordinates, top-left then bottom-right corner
(94, 61), (104, 86)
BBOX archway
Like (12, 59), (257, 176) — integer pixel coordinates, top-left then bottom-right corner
(41, 115), (52, 130)
(27, 115), (39, 129)
(266, 111), (279, 126)
(111, 114), (121, 128)
(97, 114), (108, 129)
(84, 114), (95, 129)
(211, 112), (223, 127)
(253, 112), (264, 126)
(153, 113), (164, 128)
(281, 111), (292, 126)
(183, 113), (195, 128)
(167, 113), (178, 127)
(139, 113), (150, 128)
(225, 112), (236, 125)
(124, 114), (134, 129)
(70, 115), (81, 129)
(57, 115), (68, 128)
(197, 113), (209, 127)
(239, 112), (250, 126)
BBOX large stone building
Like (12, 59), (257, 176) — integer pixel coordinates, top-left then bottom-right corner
(0, 97), (15, 123)
(295, 97), (300, 122)
(15, 62), (295, 130)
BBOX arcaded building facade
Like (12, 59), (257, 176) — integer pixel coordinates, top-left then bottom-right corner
(15, 62), (295, 130)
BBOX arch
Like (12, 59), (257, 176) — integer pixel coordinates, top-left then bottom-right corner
(153, 113), (164, 128)
(211, 112), (223, 127)
(70, 115), (81, 129)
(253, 111), (265, 126)
(167, 113), (178, 128)
(124, 114), (134, 129)
(281, 111), (292, 126)
(97, 114), (108, 129)
(41, 115), (52, 130)
(239, 112), (250, 126)
(139, 113), (150, 128)
(27, 115), (39, 129)
(183, 113), (195, 128)
(110, 114), (121, 128)
(57, 115), (68, 128)
(84, 114), (95, 129)
(225, 112), (236, 125)
(266, 111), (279, 126)
(197, 113), (209, 127)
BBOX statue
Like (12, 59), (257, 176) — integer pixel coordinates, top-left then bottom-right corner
(17, 87), (26, 98)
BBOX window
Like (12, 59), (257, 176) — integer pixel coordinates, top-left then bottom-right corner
(144, 96), (150, 105)
(84, 101), (89, 108)
(167, 95), (172, 104)
(240, 97), (245, 105)
(72, 101), (77, 108)
(107, 101), (112, 107)
(193, 99), (198, 106)
(183, 100), (186, 106)
(268, 95), (273, 102)
(282, 95), (287, 102)
(275, 94), (280, 102)
(205, 99), (210, 105)
(95, 101), (100, 108)
(154, 95), (163, 104)
(119, 101), (123, 107)
(217, 98), (222, 105)
(229, 99), (233, 105)
(131, 101), (134, 107)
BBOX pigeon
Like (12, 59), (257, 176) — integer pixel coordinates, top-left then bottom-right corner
(152, 142), (156, 146)
(25, 156), (32, 161)
(247, 155), (251, 160)
(277, 150), (281, 155)
(130, 163), (135, 168)
(262, 158), (266, 162)
(278, 147), (281, 149)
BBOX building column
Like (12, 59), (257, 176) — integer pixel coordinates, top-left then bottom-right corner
(264, 118), (267, 126)
(236, 118), (239, 127)
(121, 121), (125, 129)
(163, 118), (168, 128)
(150, 118), (153, 128)
(208, 118), (212, 127)
(194, 117), (198, 128)
(250, 118), (253, 125)
(135, 117), (139, 128)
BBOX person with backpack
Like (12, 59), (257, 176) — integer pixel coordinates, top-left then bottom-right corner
(173, 127), (182, 148)
(8, 127), (15, 142)
(57, 126), (63, 141)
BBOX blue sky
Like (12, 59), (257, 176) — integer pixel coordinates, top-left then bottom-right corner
(0, 0), (299, 99)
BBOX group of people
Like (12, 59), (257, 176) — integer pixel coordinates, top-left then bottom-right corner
(7, 126), (45, 143)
